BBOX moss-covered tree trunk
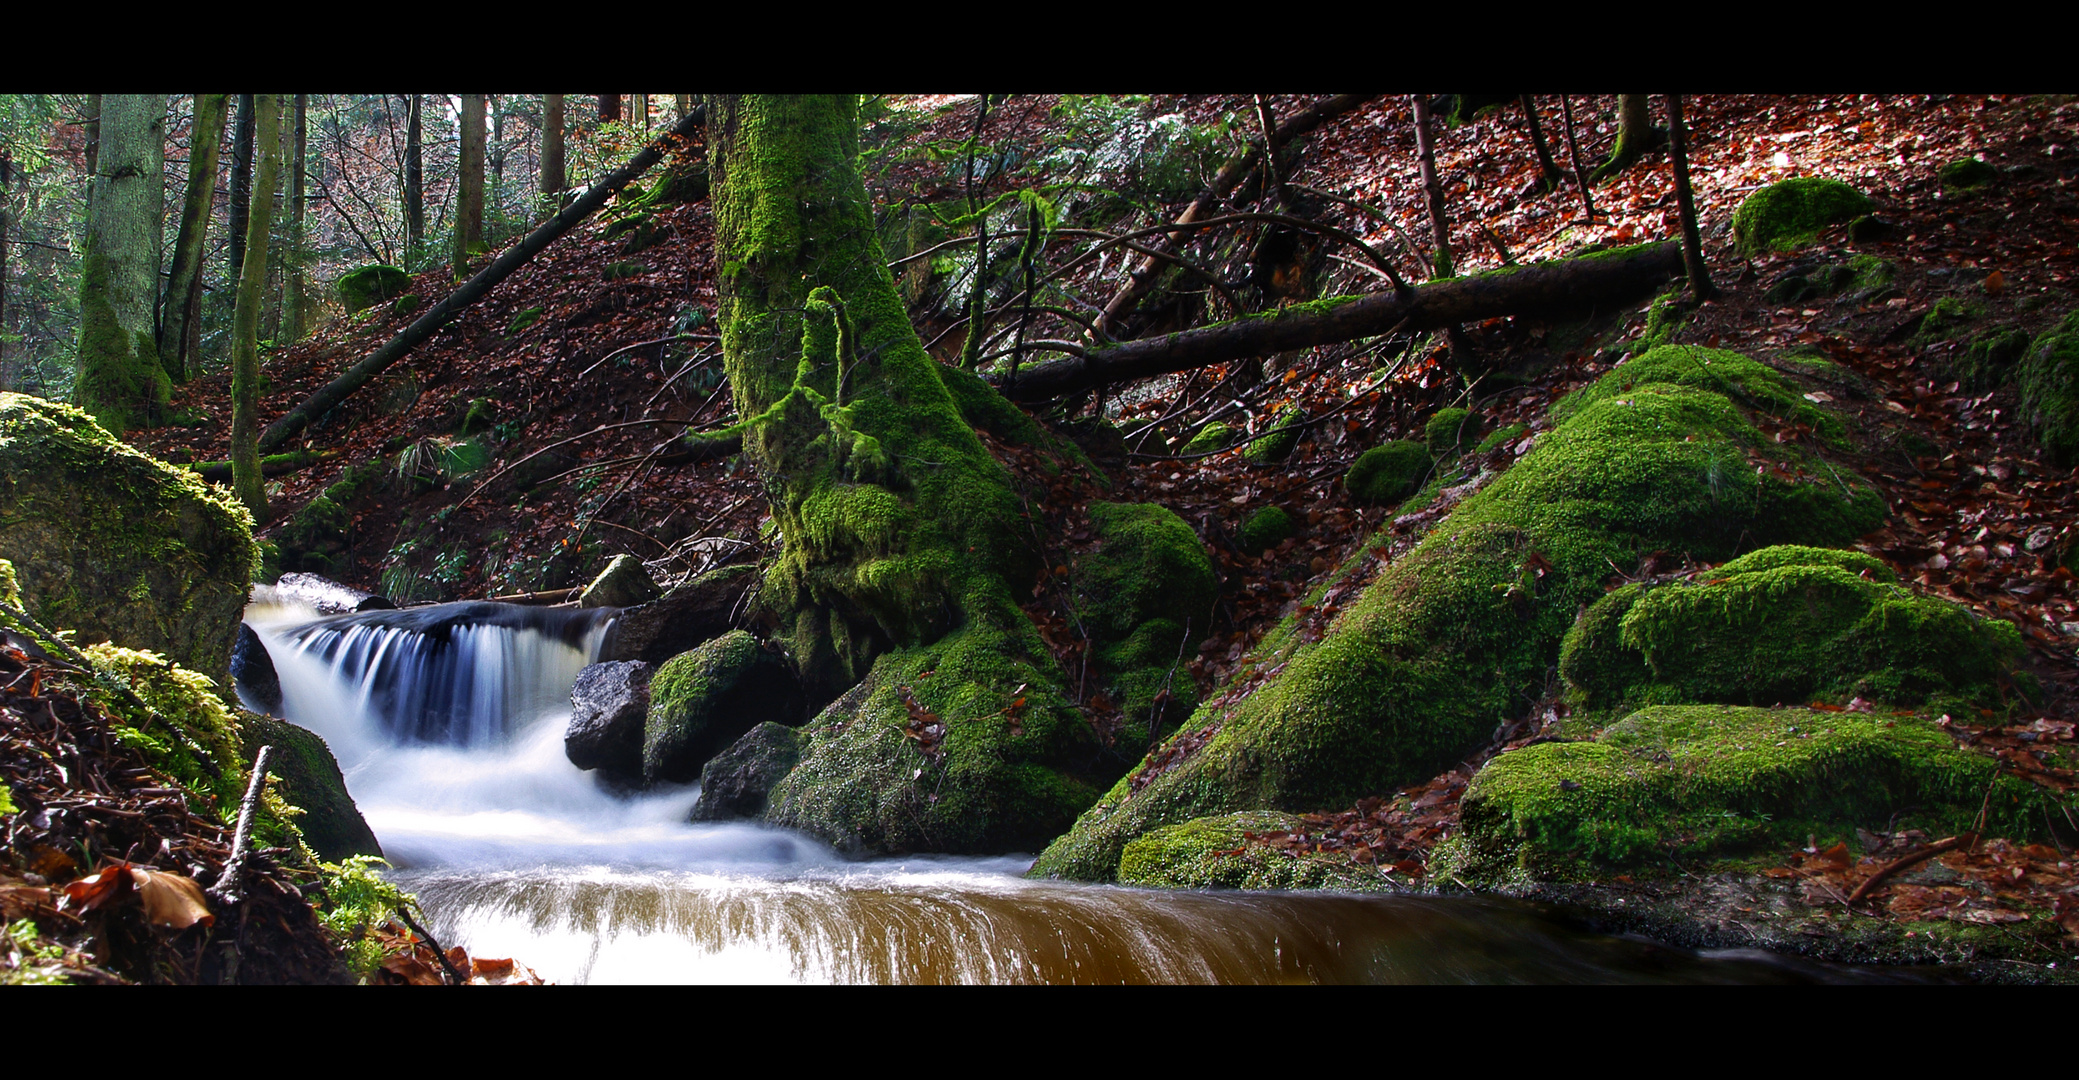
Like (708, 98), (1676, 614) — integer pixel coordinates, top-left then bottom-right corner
(230, 95), (281, 522)
(74, 94), (167, 435)
(707, 95), (1104, 854)
(455, 93), (486, 276)
(540, 93), (566, 215)
(1589, 94), (1665, 184)
(227, 94), (253, 279)
(286, 94), (311, 340)
(160, 93), (227, 382)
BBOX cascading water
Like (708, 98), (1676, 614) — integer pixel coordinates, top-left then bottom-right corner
(235, 596), (1924, 985)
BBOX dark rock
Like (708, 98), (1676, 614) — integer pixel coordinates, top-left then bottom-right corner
(644, 630), (805, 785)
(689, 722), (806, 822)
(598, 562), (759, 664)
(565, 660), (652, 780)
(236, 713), (382, 863)
(579, 553), (659, 609)
(1061, 418), (1129, 469)
(231, 623), (282, 715)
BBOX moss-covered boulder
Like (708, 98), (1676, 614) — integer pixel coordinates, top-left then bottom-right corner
(1446, 704), (2056, 882)
(690, 722), (807, 821)
(1243, 409), (1305, 466)
(1424, 408), (1482, 458)
(2018, 311), (2079, 466)
(1733, 178), (1872, 254)
(1238, 505), (1295, 557)
(579, 553), (660, 609)
(1914, 297), (1984, 346)
(1181, 421), (1238, 456)
(1034, 349), (1885, 882)
(645, 630), (805, 784)
(1075, 503), (1218, 744)
(1346, 440), (1429, 505)
(0, 394), (256, 684)
(1560, 546), (2023, 715)
(1117, 810), (1390, 892)
(1475, 423), (1529, 454)
(237, 713), (382, 862)
(1955, 326), (2031, 390)
(336, 264), (410, 314)
(1939, 157), (1997, 191)
(1553, 344), (1846, 444)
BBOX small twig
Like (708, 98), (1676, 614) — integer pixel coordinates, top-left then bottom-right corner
(393, 904), (465, 986)
(578, 333), (719, 381)
(1845, 833), (1975, 906)
(211, 745), (271, 906)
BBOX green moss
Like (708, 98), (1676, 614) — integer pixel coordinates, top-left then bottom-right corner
(646, 630), (783, 783)
(1452, 704), (2056, 881)
(604, 260), (649, 281)
(1561, 546), (2020, 715)
(1474, 423), (1528, 453)
(1914, 297), (1984, 345)
(1424, 408), (1481, 458)
(73, 253), (171, 435)
(1956, 326), (2031, 390)
(0, 559), (18, 607)
(1117, 811), (1391, 891)
(237, 713), (381, 863)
(935, 361), (1044, 446)
(1640, 290), (1685, 350)
(1732, 177), (1873, 254)
(274, 458), (386, 574)
(1239, 505), (1295, 556)
(336, 264), (409, 313)
(2018, 311), (2079, 466)
(1552, 344), (1847, 445)
(1242, 408), (1304, 466)
(1034, 352), (1884, 882)
(1940, 157), (1997, 191)
(1346, 440), (1429, 505)
(1071, 502), (1216, 741)
(504, 306), (542, 335)
(1181, 421), (1237, 455)
(388, 294), (422, 319)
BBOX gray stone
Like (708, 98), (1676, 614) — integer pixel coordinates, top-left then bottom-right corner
(579, 553), (660, 609)
(690, 722), (806, 822)
(598, 562), (759, 664)
(565, 660), (653, 781)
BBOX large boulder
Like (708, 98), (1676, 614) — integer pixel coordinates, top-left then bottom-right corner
(336, 264), (410, 313)
(1073, 502), (1218, 748)
(237, 714), (382, 863)
(644, 631), (805, 784)
(689, 722), (807, 822)
(0, 393), (255, 686)
(1732, 177), (1872, 254)
(598, 562), (759, 665)
(564, 660), (653, 782)
(2018, 311), (2079, 466)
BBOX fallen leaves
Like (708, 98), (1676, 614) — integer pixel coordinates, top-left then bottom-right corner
(60, 862), (214, 931)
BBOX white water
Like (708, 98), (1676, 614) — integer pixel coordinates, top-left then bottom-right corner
(239, 601), (1911, 984)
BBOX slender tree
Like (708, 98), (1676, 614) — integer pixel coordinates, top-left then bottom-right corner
(1590, 94), (1665, 184)
(286, 93), (311, 339)
(230, 95), (281, 521)
(1667, 94), (1714, 301)
(540, 93), (566, 215)
(405, 93), (424, 266)
(1410, 95), (1454, 278)
(1518, 95), (1565, 192)
(75, 95), (167, 434)
(1558, 95), (1597, 223)
(0, 148), (10, 389)
(159, 94), (228, 381)
(455, 93), (486, 275)
(228, 94), (255, 277)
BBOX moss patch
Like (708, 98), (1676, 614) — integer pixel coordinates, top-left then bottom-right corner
(1732, 177), (1872, 254)
(1073, 502), (1217, 742)
(1118, 810), (1391, 891)
(1243, 408), (1304, 466)
(1424, 408), (1482, 458)
(1552, 344), (1846, 445)
(336, 264), (409, 313)
(1346, 440), (1429, 505)
(1940, 157), (1997, 191)
(1450, 704), (2056, 882)
(2017, 311), (2079, 466)
(1181, 421), (1237, 455)
(1475, 422), (1529, 453)
(645, 630), (802, 784)
(1238, 505), (1295, 557)
(1914, 297), (1984, 346)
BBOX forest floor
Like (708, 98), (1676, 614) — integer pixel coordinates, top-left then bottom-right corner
(128, 91), (2079, 980)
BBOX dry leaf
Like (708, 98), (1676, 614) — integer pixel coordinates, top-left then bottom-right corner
(130, 867), (213, 930)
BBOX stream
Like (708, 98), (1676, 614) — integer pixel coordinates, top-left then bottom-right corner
(239, 599), (1933, 985)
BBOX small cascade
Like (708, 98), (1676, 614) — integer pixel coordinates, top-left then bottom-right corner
(245, 602), (614, 748)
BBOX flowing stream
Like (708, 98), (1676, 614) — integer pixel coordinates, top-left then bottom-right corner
(239, 599), (1930, 984)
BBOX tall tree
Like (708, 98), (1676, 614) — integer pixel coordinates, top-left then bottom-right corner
(227, 94), (255, 277)
(540, 93), (566, 214)
(230, 95), (281, 521)
(74, 94), (167, 434)
(1411, 95), (1454, 278)
(285, 93), (311, 339)
(405, 93), (424, 266)
(1, 149), (10, 387)
(455, 93), (486, 275)
(1667, 94), (1714, 301)
(1518, 95), (1566, 193)
(159, 93), (228, 382)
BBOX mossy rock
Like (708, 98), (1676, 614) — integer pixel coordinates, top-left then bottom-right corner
(604, 260), (649, 281)
(645, 630), (805, 785)
(504, 306), (543, 335)
(1181, 421), (1238, 456)
(1424, 408), (1482, 458)
(1914, 297), (1985, 345)
(273, 459), (386, 576)
(336, 264), (410, 314)
(1238, 505), (1295, 557)
(1450, 704), (2057, 882)
(1474, 422), (1529, 454)
(1762, 257), (1891, 305)
(1640, 291), (1686, 349)
(690, 721), (807, 822)
(1955, 326), (2031, 390)
(1732, 178), (1873, 254)
(1559, 545), (2024, 716)
(0, 394), (256, 686)
(1940, 157), (1997, 191)
(237, 713), (382, 863)
(578, 553), (660, 609)
(2019, 312), (2079, 466)
(1242, 409), (1305, 466)
(1075, 502), (1218, 740)
(457, 397), (499, 437)
(1346, 440), (1429, 505)
(1033, 351), (1884, 882)
(1553, 344), (1846, 445)
(1117, 810), (1391, 892)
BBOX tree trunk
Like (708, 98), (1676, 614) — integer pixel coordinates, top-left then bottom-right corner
(74, 95), (167, 435)
(228, 94), (254, 278)
(994, 241), (1685, 402)
(1518, 95), (1565, 192)
(287, 94), (310, 339)
(541, 93), (566, 215)
(675, 94), (693, 121)
(455, 93), (486, 276)
(1589, 94), (1665, 184)
(709, 95), (1105, 854)
(598, 95), (620, 123)
(405, 94), (424, 265)
(1667, 94), (1714, 301)
(160, 95), (226, 381)
(1411, 95), (1454, 279)
(1558, 95), (1597, 222)
(1, 150), (10, 388)
(231, 95), (281, 522)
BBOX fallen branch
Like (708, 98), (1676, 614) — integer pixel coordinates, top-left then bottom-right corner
(996, 241), (1683, 402)
(484, 587), (580, 605)
(186, 449), (334, 483)
(392, 904), (464, 986)
(1845, 833), (1976, 906)
(259, 108), (707, 453)
(210, 745), (271, 906)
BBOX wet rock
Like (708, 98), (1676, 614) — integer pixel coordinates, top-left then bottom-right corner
(598, 562), (759, 664)
(690, 722), (806, 822)
(237, 713), (382, 863)
(565, 660), (653, 781)
(230, 623), (282, 715)
(579, 553), (660, 609)
(645, 631), (804, 785)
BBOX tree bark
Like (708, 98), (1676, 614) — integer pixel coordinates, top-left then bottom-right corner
(405, 94), (424, 265)
(231, 95), (282, 522)
(1667, 94), (1714, 301)
(228, 94), (254, 278)
(1094, 94), (1380, 337)
(994, 241), (1684, 402)
(541, 93), (566, 215)
(455, 93), (486, 276)
(1589, 94), (1665, 184)
(598, 94), (621, 123)
(160, 94), (227, 382)
(259, 109), (707, 453)
(287, 94), (311, 339)
(74, 95), (167, 434)
(1519, 95), (1565, 192)
(1411, 95), (1454, 279)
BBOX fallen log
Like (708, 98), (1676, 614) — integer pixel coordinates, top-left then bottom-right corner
(258, 108), (706, 453)
(997, 240), (1683, 402)
(186, 448), (334, 483)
